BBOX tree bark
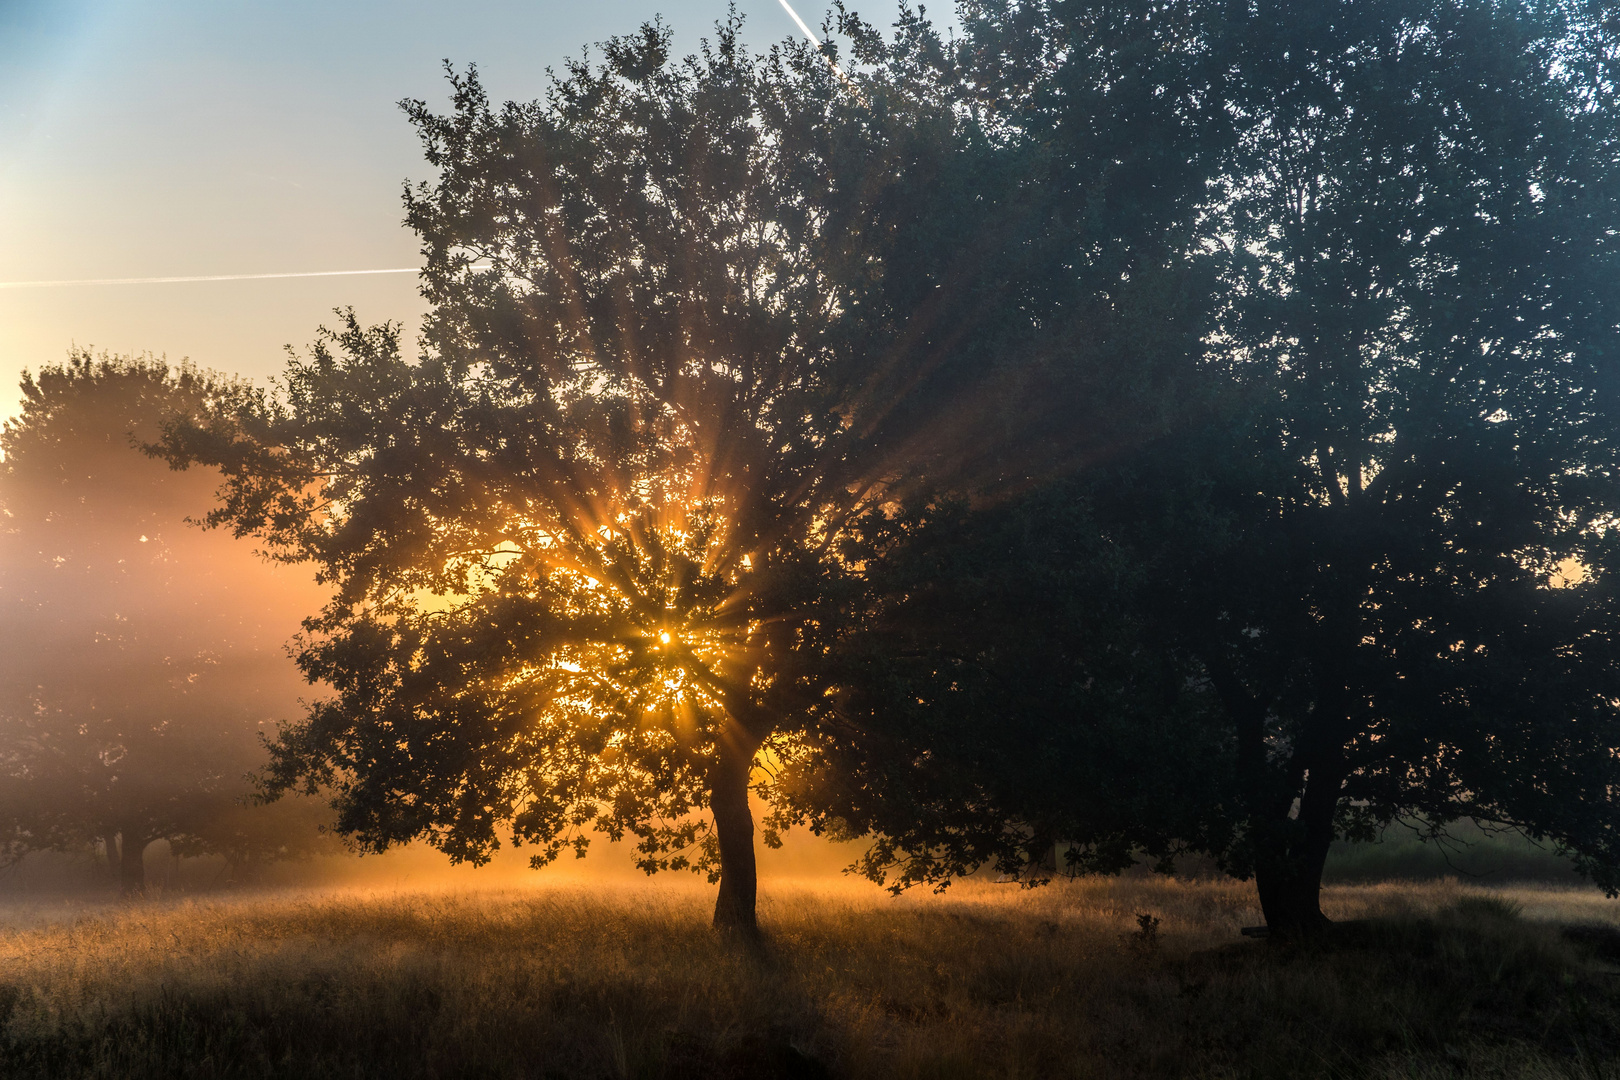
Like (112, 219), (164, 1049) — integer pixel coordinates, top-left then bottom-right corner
(1253, 845), (1332, 937)
(709, 729), (762, 939)
(118, 830), (149, 897)
(1252, 764), (1341, 937)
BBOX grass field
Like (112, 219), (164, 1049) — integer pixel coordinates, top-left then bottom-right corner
(2, 875), (1619, 1079)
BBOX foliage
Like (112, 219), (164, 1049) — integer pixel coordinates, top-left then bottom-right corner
(763, 486), (1237, 891)
(1154, 0), (1620, 924)
(157, 16), (1036, 930)
(770, 0), (1620, 931)
(152, 0), (1620, 936)
(0, 354), (332, 889)
(753, 0), (1236, 892)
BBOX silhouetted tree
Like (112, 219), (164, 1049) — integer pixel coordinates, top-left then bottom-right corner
(786, 0), (1620, 936)
(0, 355), (330, 894)
(160, 18), (1032, 936)
(1157, 0), (1620, 934)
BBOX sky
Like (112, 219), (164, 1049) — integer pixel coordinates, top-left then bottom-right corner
(0, 0), (917, 423)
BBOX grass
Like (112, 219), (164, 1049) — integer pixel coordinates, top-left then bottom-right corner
(1, 876), (1618, 1079)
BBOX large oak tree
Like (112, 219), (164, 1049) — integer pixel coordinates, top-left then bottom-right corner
(163, 18), (1028, 935)
(1183, 0), (1620, 932)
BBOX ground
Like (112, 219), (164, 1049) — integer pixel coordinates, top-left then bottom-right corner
(1, 875), (1617, 1078)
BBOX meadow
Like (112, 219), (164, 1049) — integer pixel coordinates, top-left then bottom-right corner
(2, 875), (1619, 1079)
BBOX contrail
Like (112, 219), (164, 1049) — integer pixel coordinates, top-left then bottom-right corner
(777, 0), (855, 87)
(0, 267), (420, 289)
(777, 0), (822, 42)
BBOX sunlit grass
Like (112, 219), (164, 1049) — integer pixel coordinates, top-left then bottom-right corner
(1, 876), (1617, 1078)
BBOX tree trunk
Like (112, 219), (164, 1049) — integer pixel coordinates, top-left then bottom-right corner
(1253, 766), (1341, 937)
(101, 830), (121, 882)
(709, 732), (762, 939)
(118, 831), (149, 897)
(1253, 846), (1332, 936)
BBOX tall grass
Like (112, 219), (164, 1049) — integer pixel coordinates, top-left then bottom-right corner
(1, 876), (1617, 1078)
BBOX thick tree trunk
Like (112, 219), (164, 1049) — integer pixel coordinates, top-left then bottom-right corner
(1253, 766), (1341, 937)
(118, 831), (149, 897)
(709, 733), (762, 938)
(1208, 627), (1357, 939)
(1253, 846), (1332, 936)
(101, 830), (121, 881)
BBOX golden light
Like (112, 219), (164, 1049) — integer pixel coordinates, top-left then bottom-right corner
(416, 491), (762, 759)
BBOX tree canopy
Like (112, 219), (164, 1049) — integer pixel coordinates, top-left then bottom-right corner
(771, 0), (1620, 934)
(1185, 0), (1620, 931)
(161, 17), (1043, 934)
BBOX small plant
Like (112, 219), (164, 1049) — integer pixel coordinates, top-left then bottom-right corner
(1129, 912), (1161, 955)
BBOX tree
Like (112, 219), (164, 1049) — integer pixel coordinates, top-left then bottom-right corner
(1177, 0), (1620, 933)
(788, 0), (1620, 935)
(0, 354), (330, 894)
(161, 18), (1024, 936)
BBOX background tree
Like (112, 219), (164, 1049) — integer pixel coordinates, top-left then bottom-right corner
(0, 354), (331, 894)
(162, 18), (1028, 936)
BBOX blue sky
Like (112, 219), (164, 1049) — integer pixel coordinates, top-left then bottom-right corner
(0, 0), (917, 420)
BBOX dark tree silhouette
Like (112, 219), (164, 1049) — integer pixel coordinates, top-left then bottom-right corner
(1156, 0), (1620, 934)
(0, 355), (330, 894)
(160, 19), (1023, 936)
(783, 0), (1620, 936)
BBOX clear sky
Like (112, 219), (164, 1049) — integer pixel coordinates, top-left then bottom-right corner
(0, 0), (913, 422)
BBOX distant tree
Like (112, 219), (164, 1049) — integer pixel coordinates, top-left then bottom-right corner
(159, 19), (1034, 936)
(787, 0), (1620, 935)
(0, 354), (330, 894)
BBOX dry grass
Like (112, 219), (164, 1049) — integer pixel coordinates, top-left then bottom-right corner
(1, 875), (1618, 1079)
